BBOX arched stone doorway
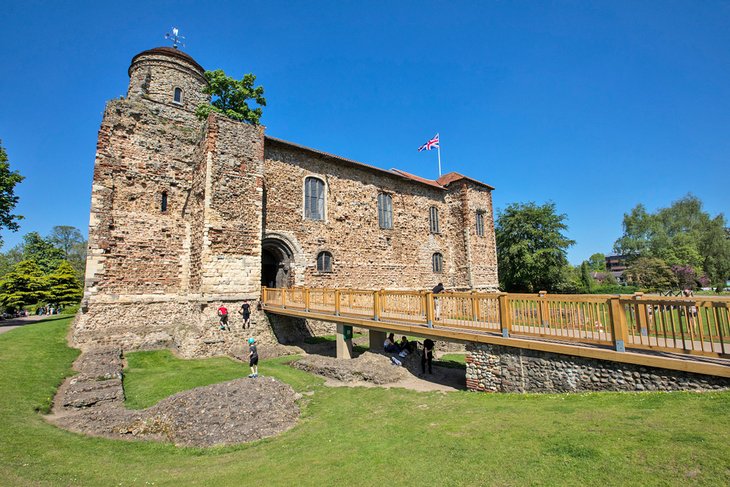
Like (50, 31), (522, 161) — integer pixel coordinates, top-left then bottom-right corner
(261, 238), (293, 288)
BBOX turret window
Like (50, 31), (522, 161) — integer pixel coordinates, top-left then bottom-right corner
(173, 87), (183, 104)
(377, 193), (393, 229)
(475, 211), (485, 237)
(161, 191), (168, 212)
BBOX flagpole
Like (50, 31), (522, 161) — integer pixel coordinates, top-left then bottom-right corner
(437, 143), (442, 177)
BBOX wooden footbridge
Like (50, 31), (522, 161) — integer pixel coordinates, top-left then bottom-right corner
(262, 287), (730, 378)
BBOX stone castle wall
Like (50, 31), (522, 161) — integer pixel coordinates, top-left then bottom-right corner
(263, 140), (498, 290)
(76, 46), (499, 356)
(465, 343), (730, 393)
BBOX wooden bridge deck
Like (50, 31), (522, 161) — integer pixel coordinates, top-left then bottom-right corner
(262, 287), (730, 378)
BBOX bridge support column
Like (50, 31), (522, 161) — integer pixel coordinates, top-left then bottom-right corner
(336, 323), (353, 359)
(369, 329), (386, 353)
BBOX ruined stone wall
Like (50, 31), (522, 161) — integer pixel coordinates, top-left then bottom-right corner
(198, 115), (264, 295)
(263, 141), (497, 290)
(83, 98), (202, 297)
(465, 343), (730, 393)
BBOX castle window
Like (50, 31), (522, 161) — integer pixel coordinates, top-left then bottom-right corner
(316, 251), (333, 273)
(475, 210), (485, 237)
(432, 252), (443, 273)
(304, 176), (325, 220)
(173, 87), (183, 104)
(161, 191), (168, 212)
(429, 206), (440, 234)
(377, 193), (393, 229)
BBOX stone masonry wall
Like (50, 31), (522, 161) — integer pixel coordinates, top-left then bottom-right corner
(263, 140), (498, 290)
(465, 343), (730, 393)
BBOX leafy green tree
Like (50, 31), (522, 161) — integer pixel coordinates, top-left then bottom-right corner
(580, 261), (594, 292)
(21, 232), (64, 274)
(49, 225), (86, 279)
(0, 140), (24, 246)
(614, 195), (730, 288)
(586, 253), (606, 272)
(496, 202), (575, 292)
(195, 70), (266, 125)
(0, 260), (48, 311)
(623, 257), (677, 292)
(47, 261), (83, 305)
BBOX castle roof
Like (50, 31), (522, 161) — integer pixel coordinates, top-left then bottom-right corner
(265, 136), (494, 191)
(128, 47), (205, 76)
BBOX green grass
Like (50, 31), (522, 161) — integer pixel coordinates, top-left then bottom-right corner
(1, 317), (730, 486)
(436, 353), (467, 369)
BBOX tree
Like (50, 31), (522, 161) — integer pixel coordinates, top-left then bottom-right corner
(623, 257), (677, 292)
(47, 261), (83, 305)
(586, 253), (607, 272)
(580, 261), (594, 292)
(496, 202), (575, 292)
(614, 195), (730, 288)
(195, 70), (266, 125)
(0, 260), (48, 311)
(21, 232), (64, 274)
(49, 225), (86, 279)
(0, 140), (24, 247)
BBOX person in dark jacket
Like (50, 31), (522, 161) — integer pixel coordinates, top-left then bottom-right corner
(421, 338), (435, 374)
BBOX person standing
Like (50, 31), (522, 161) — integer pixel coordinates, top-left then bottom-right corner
(421, 338), (435, 375)
(432, 283), (445, 321)
(217, 304), (229, 331)
(240, 300), (251, 329)
(248, 337), (259, 378)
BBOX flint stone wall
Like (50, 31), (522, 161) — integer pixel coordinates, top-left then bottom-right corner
(73, 300), (276, 358)
(465, 343), (730, 393)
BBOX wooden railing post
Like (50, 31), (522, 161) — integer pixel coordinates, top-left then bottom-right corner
(538, 290), (550, 327)
(425, 292), (435, 328)
(373, 290), (381, 321)
(608, 296), (628, 352)
(304, 288), (311, 312)
(498, 293), (511, 337)
(281, 288), (287, 309)
(335, 289), (341, 316)
(262, 287), (267, 305)
(471, 291), (480, 322)
(633, 292), (647, 336)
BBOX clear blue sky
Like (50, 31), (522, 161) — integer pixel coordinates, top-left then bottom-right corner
(1, 1), (728, 264)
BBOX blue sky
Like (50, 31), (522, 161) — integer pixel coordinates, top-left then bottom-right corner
(1, 1), (728, 264)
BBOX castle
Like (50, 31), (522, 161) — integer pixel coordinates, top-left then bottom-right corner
(72, 47), (498, 356)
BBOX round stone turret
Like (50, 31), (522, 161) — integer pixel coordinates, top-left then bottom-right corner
(127, 47), (210, 112)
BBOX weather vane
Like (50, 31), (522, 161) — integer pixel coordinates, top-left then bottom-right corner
(164, 27), (185, 49)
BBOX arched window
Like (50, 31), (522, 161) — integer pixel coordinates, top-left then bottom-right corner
(160, 191), (168, 212)
(377, 193), (393, 229)
(432, 252), (443, 273)
(475, 210), (485, 237)
(304, 177), (325, 220)
(429, 206), (440, 234)
(173, 87), (183, 104)
(317, 251), (333, 272)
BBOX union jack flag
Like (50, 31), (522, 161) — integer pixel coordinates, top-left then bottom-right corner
(418, 133), (439, 151)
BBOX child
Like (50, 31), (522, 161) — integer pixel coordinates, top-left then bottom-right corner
(240, 300), (251, 329)
(248, 337), (259, 378)
(217, 304), (229, 330)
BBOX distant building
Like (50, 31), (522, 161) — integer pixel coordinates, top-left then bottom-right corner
(605, 255), (629, 283)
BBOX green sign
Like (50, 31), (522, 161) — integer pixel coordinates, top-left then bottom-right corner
(343, 325), (353, 340)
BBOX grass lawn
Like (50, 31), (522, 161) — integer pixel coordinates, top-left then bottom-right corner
(1, 317), (729, 486)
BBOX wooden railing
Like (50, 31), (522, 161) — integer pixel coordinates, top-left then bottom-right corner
(262, 287), (730, 359)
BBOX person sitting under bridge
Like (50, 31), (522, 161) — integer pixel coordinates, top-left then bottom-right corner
(384, 333), (400, 353)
